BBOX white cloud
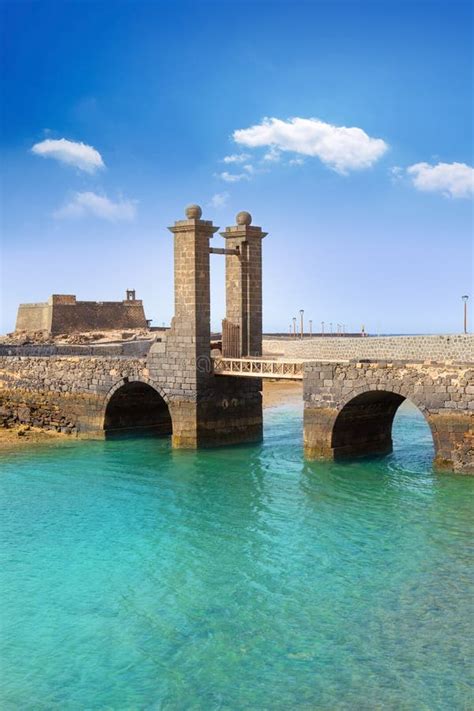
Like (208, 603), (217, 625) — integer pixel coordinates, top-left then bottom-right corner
(263, 146), (281, 162)
(208, 192), (230, 208)
(53, 191), (136, 221)
(407, 162), (473, 199)
(289, 157), (304, 166)
(31, 138), (105, 173)
(222, 153), (250, 164)
(233, 116), (388, 174)
(243, 164), (254, 174)
(218, 171), (250, 183)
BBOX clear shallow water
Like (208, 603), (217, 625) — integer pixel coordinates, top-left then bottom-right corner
(1, 401), (473, 711)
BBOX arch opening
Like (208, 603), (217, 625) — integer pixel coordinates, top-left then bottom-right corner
(331, 390), (415, 460)
(104, 382), (172, 439)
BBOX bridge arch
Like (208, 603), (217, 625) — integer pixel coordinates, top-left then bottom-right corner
(103, 377), (172, 438)
(331, 387), (438, 460)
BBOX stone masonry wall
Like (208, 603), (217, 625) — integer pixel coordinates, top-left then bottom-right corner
(50, 301), (147, 334)
(15, 299), (147, 334)
(0, 356), (148, 435)
(15, 303), (52, 332)
(264, 334), (474, 362)
(0, 351), (263, 446)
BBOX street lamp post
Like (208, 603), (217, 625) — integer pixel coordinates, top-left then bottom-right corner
(309, 319), (313, 337)
(292, 317), (297, 337)
(321, 321), (325, 336)
(329, 322), (333, 334)
(300, 309), (304, 339)
(462, 295), (469, 334)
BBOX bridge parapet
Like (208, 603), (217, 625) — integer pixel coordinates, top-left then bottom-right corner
(264, 334), (474, 362)
(213, 356), (305, 379)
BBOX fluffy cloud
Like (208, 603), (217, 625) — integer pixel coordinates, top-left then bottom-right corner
(218, 171), (250, 183)
(289, 157), (304, 166)
(53, 191), (136, 221)
(233, 117), (388, 174)
(208, 192), (230, 208)
(31, 138), (104, 173)
(407, 162), (473, 199)
(263, 146), (281, 163)
(222, 153), (250, 164)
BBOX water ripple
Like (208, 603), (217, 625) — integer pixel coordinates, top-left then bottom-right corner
(0, 403), (472, 710)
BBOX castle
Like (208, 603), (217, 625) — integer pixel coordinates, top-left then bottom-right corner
(15, 290), (147, 335)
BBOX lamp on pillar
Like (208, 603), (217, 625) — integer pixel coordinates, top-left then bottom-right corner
(309, 319), (313, 337)
(300, 309), (304, 339)
(220, 211), (268, 357)
(292, 317), (297, 337)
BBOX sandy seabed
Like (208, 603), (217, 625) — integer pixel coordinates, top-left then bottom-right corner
(262, 380), (303, 408)
(0, 426), (70, 452)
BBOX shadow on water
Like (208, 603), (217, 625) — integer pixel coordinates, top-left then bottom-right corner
(104, 426), (173, 441)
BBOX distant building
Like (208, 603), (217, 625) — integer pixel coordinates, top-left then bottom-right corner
(15, 290), (147, 334)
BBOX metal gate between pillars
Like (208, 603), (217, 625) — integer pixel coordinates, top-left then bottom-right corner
(222, 318), (241, 358)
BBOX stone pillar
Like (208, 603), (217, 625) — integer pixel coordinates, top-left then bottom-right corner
(148, 205), (218, 448)
(169, 204), (218, 375)
(147, 204), (263, 449)
(220, 211), (267, 357)
(429, 412), (474, 474)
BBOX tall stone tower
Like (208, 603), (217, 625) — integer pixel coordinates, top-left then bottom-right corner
(221, 211), (267, 357)
(147, 205), (263, 448)
(168, 203), (217, 387)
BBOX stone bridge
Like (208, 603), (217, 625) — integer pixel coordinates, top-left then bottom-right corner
(0, 205), (472, 473)
(303, 360), (473, 474)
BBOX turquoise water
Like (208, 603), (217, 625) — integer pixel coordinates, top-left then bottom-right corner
(1, 401), (473, 710)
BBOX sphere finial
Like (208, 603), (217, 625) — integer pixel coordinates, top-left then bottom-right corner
(186, 204), (202, 219)
(236, 211), (252, 226)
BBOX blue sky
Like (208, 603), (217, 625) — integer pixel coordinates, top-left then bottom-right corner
(1, 0), (472, 334)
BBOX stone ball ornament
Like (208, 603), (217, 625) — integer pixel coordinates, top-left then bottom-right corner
(185, 204), (202, 219)
(236, 211), (252, 226)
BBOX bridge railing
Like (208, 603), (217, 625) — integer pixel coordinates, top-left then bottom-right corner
(213, 357), (304, 379)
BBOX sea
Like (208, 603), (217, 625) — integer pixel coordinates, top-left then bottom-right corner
(1, 399), (472, 710)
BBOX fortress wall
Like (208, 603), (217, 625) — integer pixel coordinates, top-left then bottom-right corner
(50, 301), (147, 334)
(15, 303), (52, 332)
(263, 334), (474, 362)
(15, 297), (147, 334)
